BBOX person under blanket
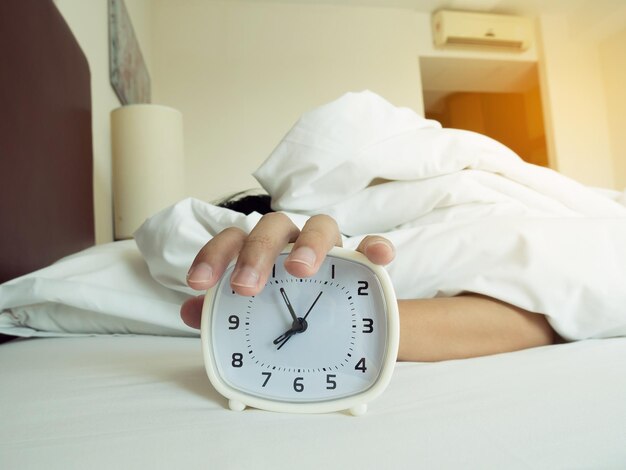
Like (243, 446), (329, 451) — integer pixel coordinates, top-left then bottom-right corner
(134, 91), (626, 362)
(181, 196), (557, 362)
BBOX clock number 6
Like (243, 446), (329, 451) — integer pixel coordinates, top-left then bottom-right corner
(293, 377), (304, 393)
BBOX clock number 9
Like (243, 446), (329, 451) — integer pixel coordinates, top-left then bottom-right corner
(228, 315), (240, 330)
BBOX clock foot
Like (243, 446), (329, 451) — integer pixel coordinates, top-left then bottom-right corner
(349, 404), (367, 416)
(228, 400), (246, 412)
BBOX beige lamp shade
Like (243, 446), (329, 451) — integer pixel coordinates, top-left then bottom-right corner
(111, 104), (185, 239)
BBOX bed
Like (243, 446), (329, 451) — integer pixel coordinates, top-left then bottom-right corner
(2, 1), (626, 468)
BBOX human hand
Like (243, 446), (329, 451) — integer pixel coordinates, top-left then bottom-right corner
(180, 213), (395, 329)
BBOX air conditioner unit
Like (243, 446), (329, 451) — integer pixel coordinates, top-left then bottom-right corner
(432, 10), (533, 51)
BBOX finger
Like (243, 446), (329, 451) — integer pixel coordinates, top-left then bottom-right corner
(284, 214), (342, 278)
(186, 227), (247, 290)
(231, 212), (300, 296)
(180, 295), (204, 329)
(356, 235), (395, 266)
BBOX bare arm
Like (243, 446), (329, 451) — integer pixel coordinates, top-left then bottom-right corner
(182, 213), (558, 362)
(397, 295), (557, 362)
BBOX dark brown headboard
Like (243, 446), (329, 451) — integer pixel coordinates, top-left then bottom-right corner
(0, 0), (95, 284)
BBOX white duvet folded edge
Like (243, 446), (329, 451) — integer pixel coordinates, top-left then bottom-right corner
(0, 240), (198, 338)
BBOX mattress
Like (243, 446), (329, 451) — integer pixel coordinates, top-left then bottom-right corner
(2, 335), (625, 469)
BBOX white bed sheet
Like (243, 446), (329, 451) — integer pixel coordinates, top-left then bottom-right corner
(2, 335), (625, 469)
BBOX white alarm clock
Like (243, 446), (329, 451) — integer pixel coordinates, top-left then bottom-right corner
(201, 244), (399, 416)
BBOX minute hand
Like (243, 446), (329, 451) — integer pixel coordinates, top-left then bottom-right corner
(302, 291), (323, 321)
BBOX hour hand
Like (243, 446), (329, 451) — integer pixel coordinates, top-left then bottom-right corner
(273, 317), (307, 350)
(273, 328), (297, 346)
(280, 288), (298, 323)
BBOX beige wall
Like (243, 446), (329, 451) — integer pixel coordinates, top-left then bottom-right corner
(599, 26), (626, 191)
(536, 14), (615, 188)
(53, 1), (625, 245)
(152, 0), (423, 203)
(153, 1), (622, 203)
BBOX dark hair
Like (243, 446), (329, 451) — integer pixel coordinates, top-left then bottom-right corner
(217, 191), (274, 215)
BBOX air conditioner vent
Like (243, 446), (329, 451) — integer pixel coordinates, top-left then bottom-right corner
(433, 10), (533, 51)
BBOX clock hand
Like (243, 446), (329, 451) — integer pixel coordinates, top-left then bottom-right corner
(302, 291), (323, 321)
(274, 291), (323, 350)
(272, 327), (298, 346)
(279, 288), (299, 323)
(275, 333), (294, 351)
(273, 287), (304, 345)
(272, 287), (305, 347)
(273, 317), (307, 345)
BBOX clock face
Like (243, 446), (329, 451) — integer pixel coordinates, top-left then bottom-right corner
(206, 251), (390, 404)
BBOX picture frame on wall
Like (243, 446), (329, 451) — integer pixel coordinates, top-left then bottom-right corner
(108, 0), (151, 105)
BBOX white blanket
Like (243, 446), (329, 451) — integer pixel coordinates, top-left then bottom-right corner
(135, 91), (626, 341)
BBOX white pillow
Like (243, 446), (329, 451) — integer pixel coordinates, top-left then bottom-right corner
(0, 240), (197, 337)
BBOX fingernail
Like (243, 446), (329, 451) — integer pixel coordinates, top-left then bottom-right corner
(187, 262), (213, 287)
(365, 239), (393, 251)
(287, 246), (317, 268)
(231, 266), (260, 288)
(364, 239), (395, 258)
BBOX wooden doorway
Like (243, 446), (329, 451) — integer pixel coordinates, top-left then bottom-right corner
(421, 57), (549, 167)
